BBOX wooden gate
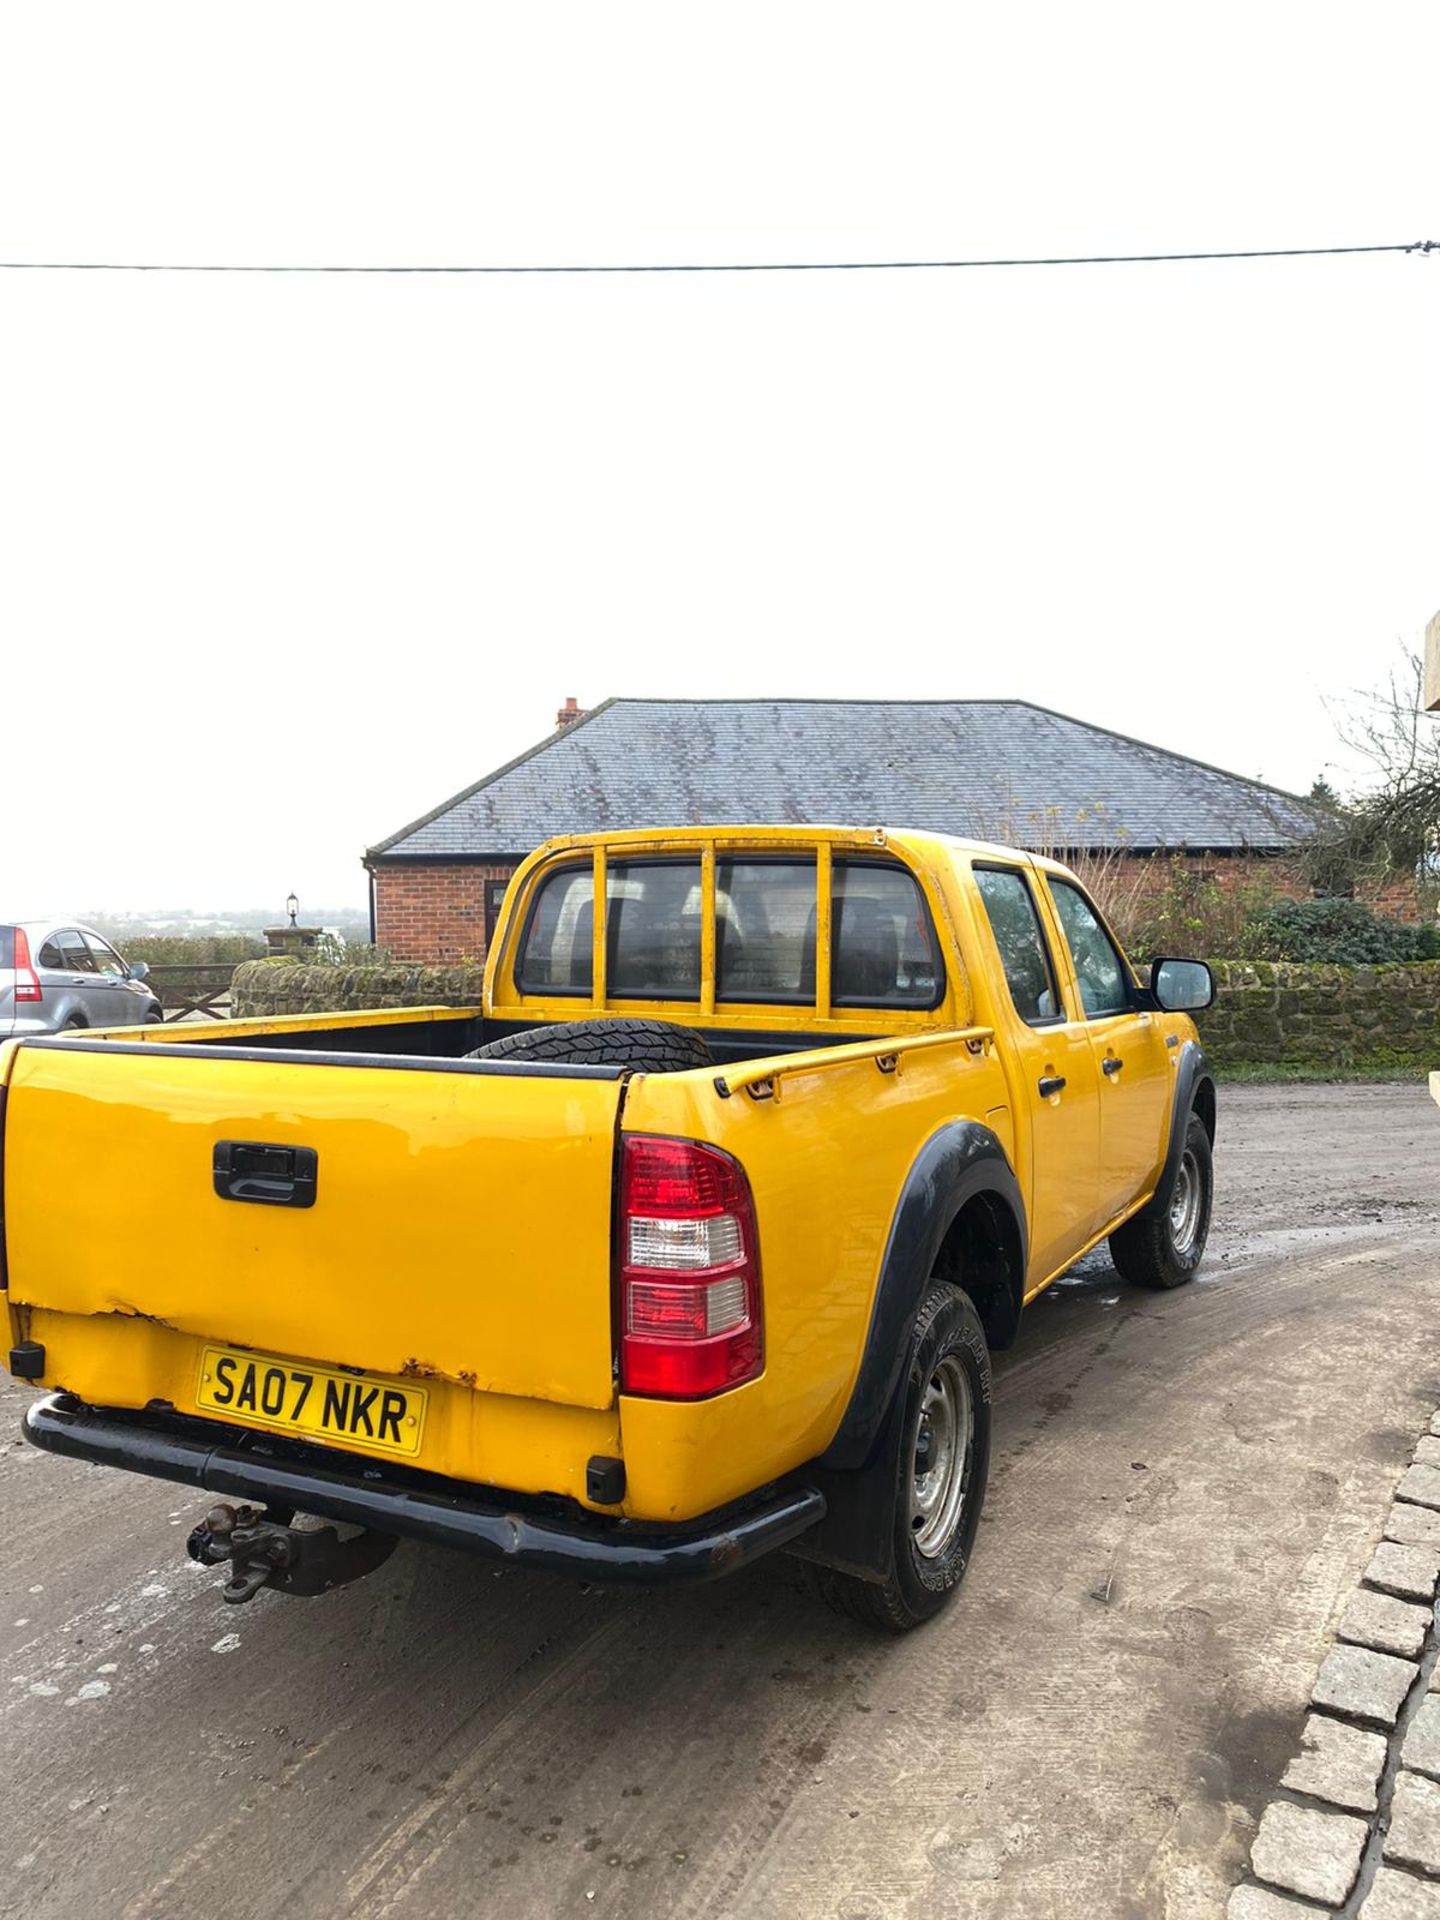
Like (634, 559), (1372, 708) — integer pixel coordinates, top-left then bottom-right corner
(142, 964), (235, 1022)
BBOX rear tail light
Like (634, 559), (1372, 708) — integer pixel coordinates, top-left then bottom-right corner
(619, 1135), (762, 1399)
(12, 930), (41, 1004)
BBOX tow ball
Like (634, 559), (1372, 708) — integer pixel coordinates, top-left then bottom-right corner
(185, 1502), (398, 1605)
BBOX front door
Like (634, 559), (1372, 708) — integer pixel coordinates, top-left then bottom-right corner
(972, 865), (1102, 1288)
(83, 931), (143, 1028)
(1042, 877), (1172, 1229)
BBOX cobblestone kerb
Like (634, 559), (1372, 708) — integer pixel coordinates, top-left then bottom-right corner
(1230, 1411), (1440, 1916)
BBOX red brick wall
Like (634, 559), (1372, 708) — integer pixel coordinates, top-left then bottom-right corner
(371, 862), (520, 962)
(373, 849), (1426, 965)
(1113, 852), (1422, 922)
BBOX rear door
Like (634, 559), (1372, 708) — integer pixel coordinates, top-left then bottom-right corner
(1042, 877), (1172, 1226)
(40, 928), (104, 1026)
(972, 865), (1102, 1285)
(3, 1042), (627, 1410)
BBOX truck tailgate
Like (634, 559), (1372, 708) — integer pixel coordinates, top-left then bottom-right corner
(3, 1043), (625, 1411)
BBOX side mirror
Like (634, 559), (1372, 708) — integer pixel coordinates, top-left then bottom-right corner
(126, 959), (150, 982)
(1150, 956), (1214, 1012)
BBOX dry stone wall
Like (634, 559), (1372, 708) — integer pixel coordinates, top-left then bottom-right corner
(1203, 961), (1440, 1076)
(230, 958), (1440, 1074)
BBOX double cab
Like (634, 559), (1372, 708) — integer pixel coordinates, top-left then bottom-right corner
(1, 827), (1215, 1630)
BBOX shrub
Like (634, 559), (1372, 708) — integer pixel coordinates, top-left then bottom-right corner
(1071, 855), (1283, 964)
(1238, 897), (1440, 965)
(106, 932), (266, 968)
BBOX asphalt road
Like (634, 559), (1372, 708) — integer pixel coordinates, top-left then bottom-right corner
(4, 1083), (1439, 1919)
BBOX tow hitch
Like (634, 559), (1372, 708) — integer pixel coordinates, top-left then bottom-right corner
(186, 1502), (397, 1604)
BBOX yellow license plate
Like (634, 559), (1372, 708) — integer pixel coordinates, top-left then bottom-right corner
(196, 1346), (428, 1458)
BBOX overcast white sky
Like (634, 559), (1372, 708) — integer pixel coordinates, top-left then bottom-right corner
(1, 3), (1436, 913)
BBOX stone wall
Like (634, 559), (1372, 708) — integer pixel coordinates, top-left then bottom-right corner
(231, 957), (1440, 1074)
(1202, 960), (1440, 1074)
(231, 960), (487, 1019)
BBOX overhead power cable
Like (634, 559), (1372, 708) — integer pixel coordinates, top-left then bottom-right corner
(0, 239), (1433, 277)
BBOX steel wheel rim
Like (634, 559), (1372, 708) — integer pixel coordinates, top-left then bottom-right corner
(1169, 1148), (1203, 1255)
(910, 1354), (973, 1559)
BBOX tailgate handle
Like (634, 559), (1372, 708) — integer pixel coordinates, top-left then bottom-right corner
(213, 1141), (318, 1209)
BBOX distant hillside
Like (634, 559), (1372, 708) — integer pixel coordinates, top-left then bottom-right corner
(87, 907), (372, 945)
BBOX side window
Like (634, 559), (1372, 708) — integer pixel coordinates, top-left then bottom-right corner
(974, 869), (1060, 1025)
(1049, 881), (1130, 1018)
(84, 934), (128, 976)
(38, 935), (64, 968)
(607, 861), (702, 999)
(831, 862), (942, 1008)
(58, 930), (98, 973)
(516, 867), (594, 995)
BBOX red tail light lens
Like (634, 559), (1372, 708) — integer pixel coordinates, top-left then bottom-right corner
(12, 930), (41, 1004)
(619, 1135), (762, 1399)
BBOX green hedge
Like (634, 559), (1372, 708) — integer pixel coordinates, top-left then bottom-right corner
(1238, 898), (1440, 966)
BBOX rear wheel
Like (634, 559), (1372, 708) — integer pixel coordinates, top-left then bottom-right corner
(1109, 1113), (1213, 1289)
(466, 1017), (712, 1074)
(803, 1283), (990, 1632)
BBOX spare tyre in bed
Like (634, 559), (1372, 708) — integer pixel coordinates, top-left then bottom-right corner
(466, 1017), (713, 1074)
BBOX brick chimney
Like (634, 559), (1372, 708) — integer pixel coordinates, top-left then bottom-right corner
(555, 696), (587, 729)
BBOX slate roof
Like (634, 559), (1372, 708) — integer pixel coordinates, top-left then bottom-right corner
(367, 698), (1320, 861)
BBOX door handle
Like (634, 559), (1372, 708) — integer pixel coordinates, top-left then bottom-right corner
(213, 1140), (319, 1209)
(1037, 1075), (1067, 1099)
(1101, 1056), (1124, 1076)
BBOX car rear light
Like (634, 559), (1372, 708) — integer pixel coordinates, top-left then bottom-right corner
(619, 1134), (762, 1399)
(12, 931), (41, 1004)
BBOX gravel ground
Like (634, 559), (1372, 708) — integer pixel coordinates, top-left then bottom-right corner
(3, 1081), (1439, 1919)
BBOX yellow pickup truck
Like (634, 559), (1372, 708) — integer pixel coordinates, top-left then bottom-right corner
(1, 827), (1215, 1631)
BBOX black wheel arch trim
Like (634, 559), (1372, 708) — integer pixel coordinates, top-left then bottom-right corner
(1154, 1040), (1214, 1210)
(818, 1120), (1024, 1476)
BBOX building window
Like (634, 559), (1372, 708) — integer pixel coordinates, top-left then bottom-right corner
(484, 879), (509, 945)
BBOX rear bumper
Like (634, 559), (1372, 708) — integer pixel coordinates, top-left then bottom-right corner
(22, 1393), (825, 1588)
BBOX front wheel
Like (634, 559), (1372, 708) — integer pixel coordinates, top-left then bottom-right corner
(1109, 1113), (1213, 1289)
(803, 1283), (991, 1632)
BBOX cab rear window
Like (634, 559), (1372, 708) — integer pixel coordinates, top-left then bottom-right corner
(516, 861), (703, 999)
(517, 856), (942, 1009)
(832, 862), (941, 1008)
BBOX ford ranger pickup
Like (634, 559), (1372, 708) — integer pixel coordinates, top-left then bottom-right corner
(1, 827), (1216, 1631)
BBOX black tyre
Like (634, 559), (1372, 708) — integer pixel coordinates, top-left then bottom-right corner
(803, 1284), (991, 1633)
(1109, 1113), (1213, 1289)
(466, 1017), (712, 1074)
(61, 1015), (86, 1031)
